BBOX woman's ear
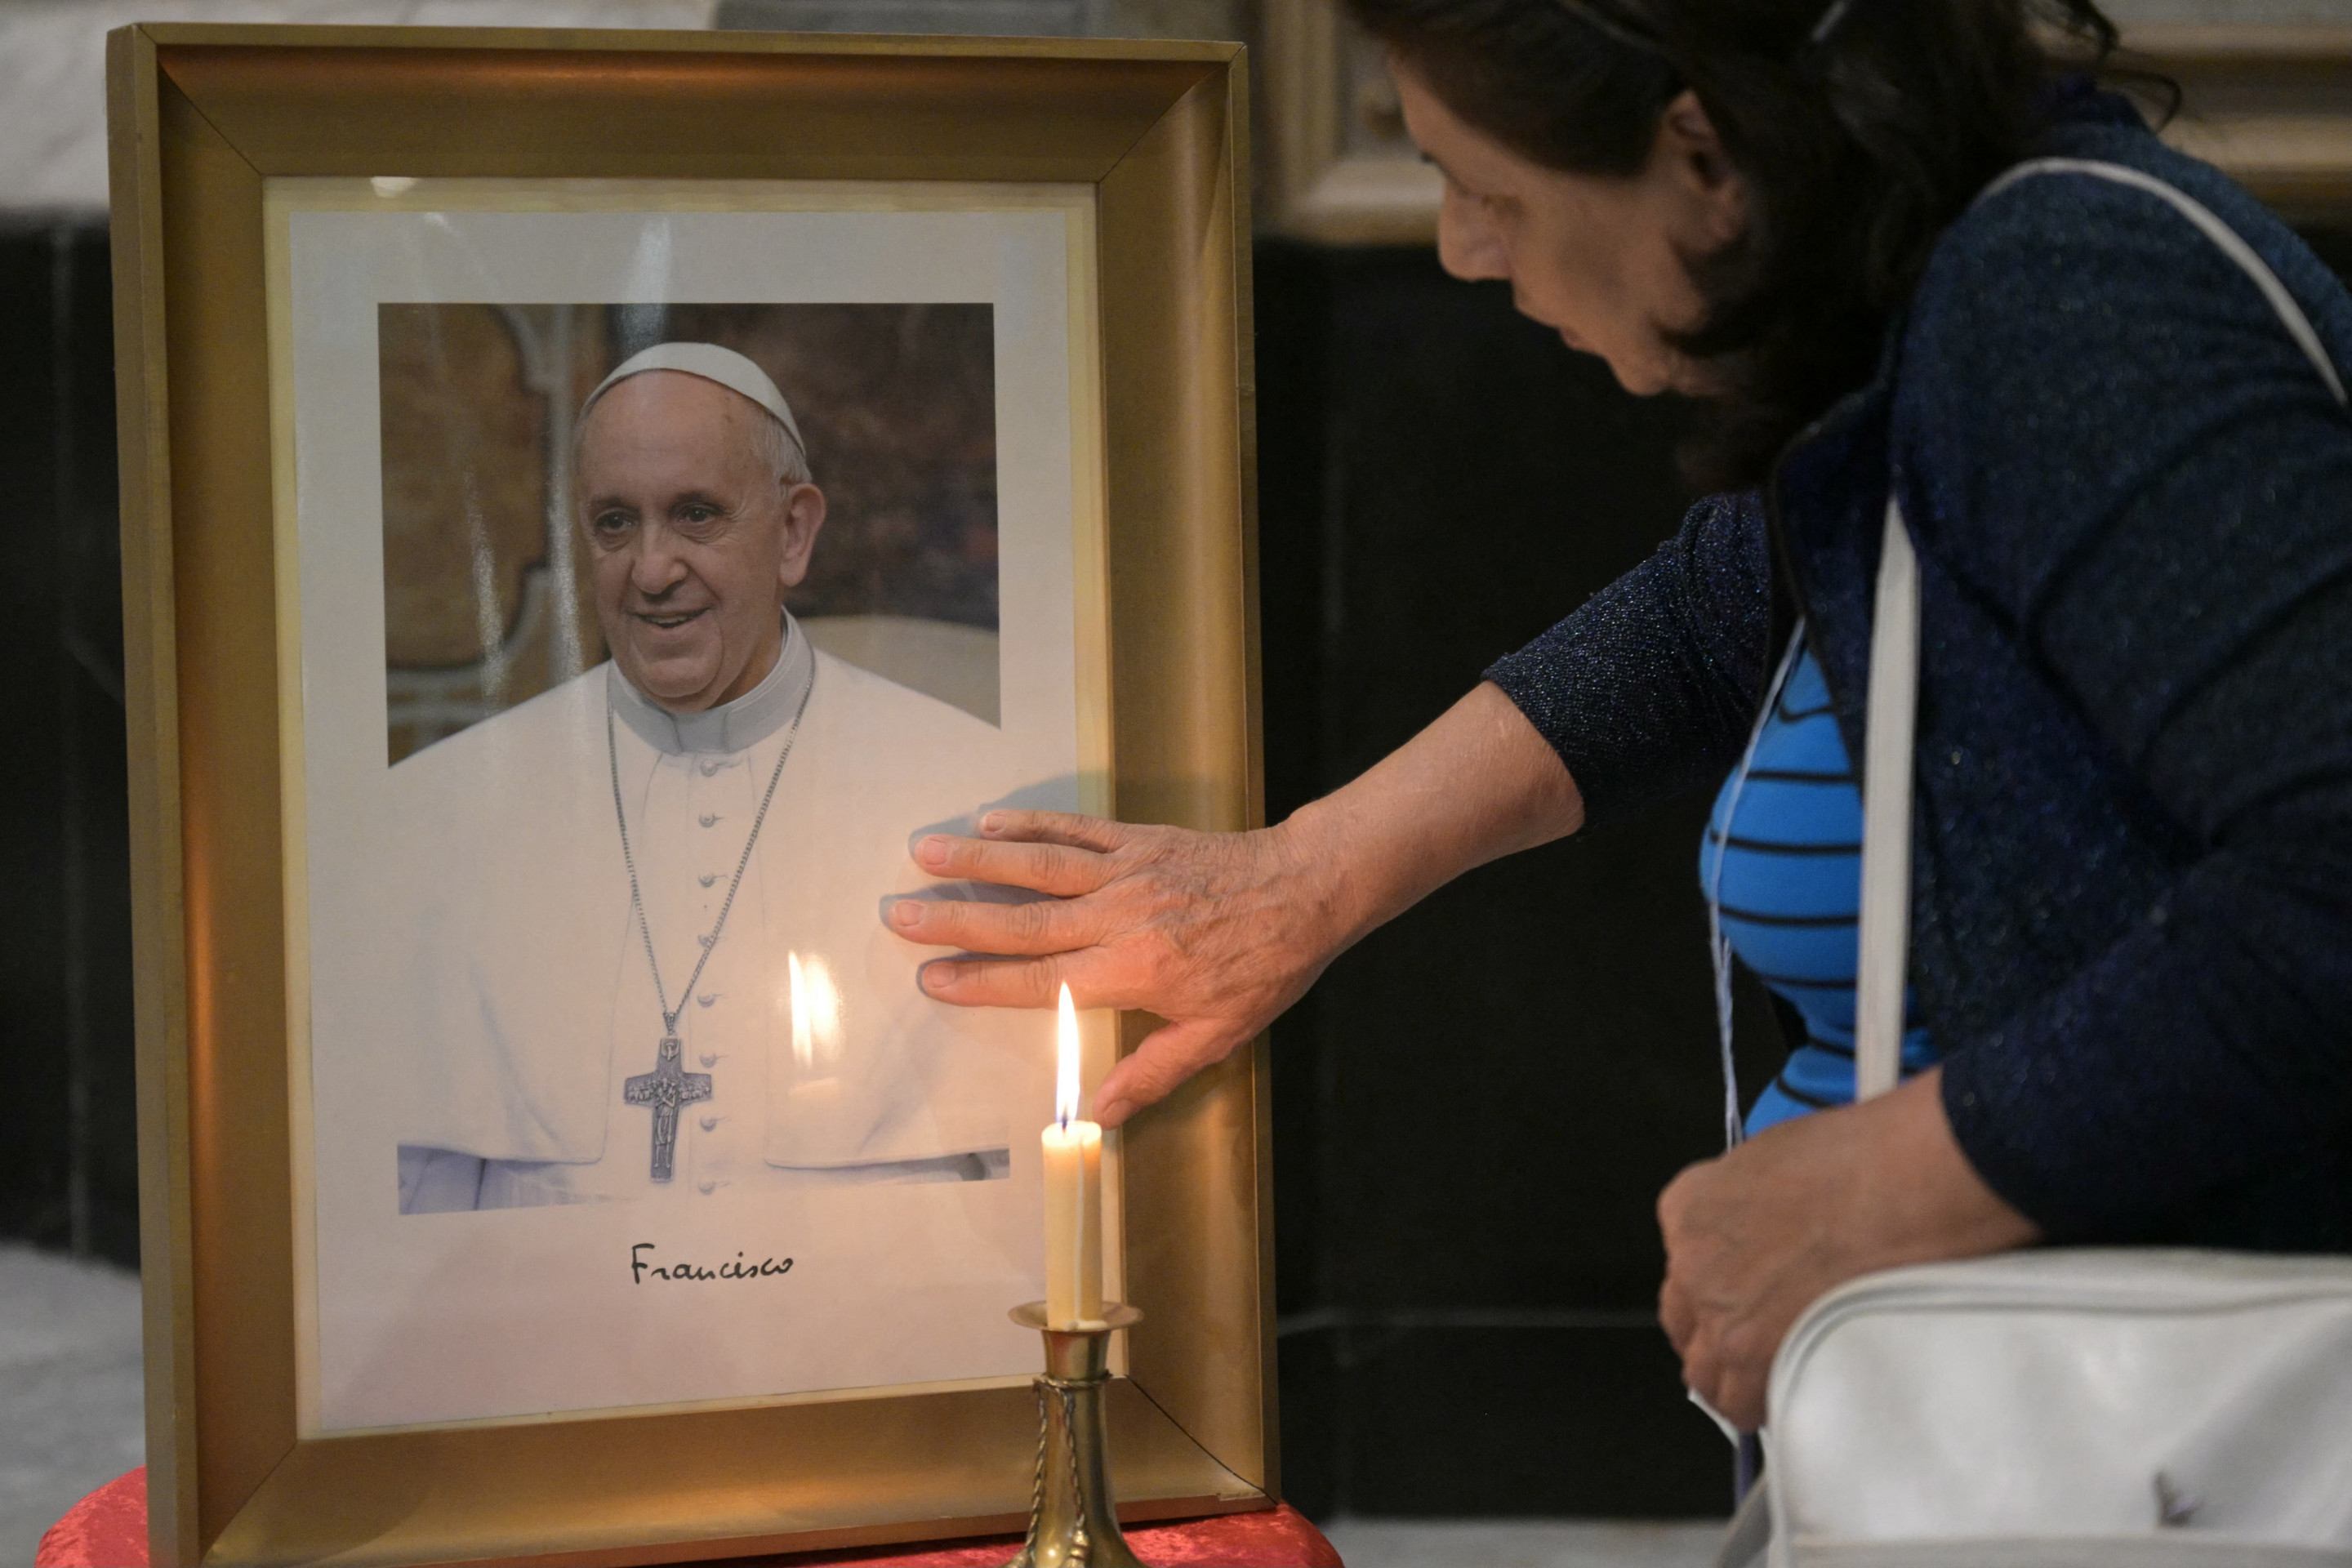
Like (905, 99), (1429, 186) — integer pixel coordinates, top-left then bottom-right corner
(1656, 88), (1748, 248)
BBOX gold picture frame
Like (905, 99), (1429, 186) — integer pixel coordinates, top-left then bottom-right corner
(1259, 13), (2352, 241)
(108, 24), (1271, 1568)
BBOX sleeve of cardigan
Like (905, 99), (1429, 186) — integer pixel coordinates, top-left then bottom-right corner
(1482, 489), (1774, 829)
(1903, 166), (2352, 1237)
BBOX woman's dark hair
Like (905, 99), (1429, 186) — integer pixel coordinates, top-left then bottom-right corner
(1345, 0), (2148, 489)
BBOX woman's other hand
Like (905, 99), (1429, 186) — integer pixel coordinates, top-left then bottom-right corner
(893, 813), (1346, 1127)
(1655, 1068), (2038, 1431)
(891, 682), (1586, 1128)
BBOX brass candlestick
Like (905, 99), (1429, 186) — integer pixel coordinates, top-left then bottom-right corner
(1000, 1300), (1146, 1568)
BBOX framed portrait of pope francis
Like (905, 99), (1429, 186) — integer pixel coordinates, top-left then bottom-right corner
(305, 210), (1093, 1429)
(377, 314), (1025, 1214)
(109, 24), (1269, 1568)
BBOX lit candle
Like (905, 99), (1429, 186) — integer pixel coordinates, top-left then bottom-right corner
(1041, 982), (1103, 1327)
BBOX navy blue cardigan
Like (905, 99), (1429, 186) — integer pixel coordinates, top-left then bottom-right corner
(1489, 93), (2352, 1250)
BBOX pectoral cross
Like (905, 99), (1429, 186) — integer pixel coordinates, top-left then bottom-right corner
(624, 1036), (712, 1182)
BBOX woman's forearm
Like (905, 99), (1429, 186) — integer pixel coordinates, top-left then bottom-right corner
(1281, 680), (1584, 951)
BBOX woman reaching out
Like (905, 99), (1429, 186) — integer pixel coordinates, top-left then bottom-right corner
(889, 0), (2352, 1432)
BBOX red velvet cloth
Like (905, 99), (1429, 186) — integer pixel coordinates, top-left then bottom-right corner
(38, 1468), (1341, 1568)
(35, 1468), (145, 1568)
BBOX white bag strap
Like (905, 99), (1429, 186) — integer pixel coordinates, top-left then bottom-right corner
(1854, 501), (1919, 1102)
(1852, 158), (2349, 1104)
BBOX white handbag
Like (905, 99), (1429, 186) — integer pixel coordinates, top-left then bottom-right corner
(1716, 160), (2352, 1567)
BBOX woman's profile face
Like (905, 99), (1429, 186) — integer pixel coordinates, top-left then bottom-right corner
(1392, 56), (1748, 399)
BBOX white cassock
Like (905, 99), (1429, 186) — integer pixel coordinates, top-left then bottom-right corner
(387, 616), (1029, 1213)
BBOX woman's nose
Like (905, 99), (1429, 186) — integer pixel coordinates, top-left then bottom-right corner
(1436, 187), (1508, 283)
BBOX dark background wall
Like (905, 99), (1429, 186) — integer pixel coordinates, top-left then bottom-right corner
(0, 216), (137, 1268)
(1254, 241), (1786, 1517)
(0, 216), (1781, 1517)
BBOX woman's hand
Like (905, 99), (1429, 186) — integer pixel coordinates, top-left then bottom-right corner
(1656, 1068), (2039, 1431)
(893, 683), (1586, 1127)
(892, 813), (1349, 1126)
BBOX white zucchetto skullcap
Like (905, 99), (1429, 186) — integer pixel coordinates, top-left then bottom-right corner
(580, 341), (808, 466)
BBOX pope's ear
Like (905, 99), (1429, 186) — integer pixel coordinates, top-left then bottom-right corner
(776, 482), (827, 590)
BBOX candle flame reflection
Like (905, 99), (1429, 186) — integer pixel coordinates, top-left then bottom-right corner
(1056, 982), (1080, 1129)
(789, 951), (842, 1076)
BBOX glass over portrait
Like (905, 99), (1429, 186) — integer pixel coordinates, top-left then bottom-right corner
(270, 182), (1116, 1434)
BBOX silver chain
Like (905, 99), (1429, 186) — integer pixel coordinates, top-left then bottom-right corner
(604, 662), (815, 1033)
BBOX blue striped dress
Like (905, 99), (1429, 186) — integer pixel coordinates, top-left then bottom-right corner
(1698, 644), (1939, 1134)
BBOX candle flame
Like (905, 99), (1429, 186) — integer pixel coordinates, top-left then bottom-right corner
(1055, 982), (1080, 1129)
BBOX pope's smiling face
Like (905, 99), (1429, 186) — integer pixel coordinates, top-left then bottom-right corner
(577, 370), (826, 713)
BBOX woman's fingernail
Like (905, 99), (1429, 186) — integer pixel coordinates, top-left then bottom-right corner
(981, 812), (1007, 835)
(916, 835), (949, 867)
(889, 902), (920, 928)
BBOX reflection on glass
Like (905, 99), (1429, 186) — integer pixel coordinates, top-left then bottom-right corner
(788, 949), (844, 1080)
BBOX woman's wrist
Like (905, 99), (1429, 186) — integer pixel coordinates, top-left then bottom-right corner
(1271, 682), (1585, 961)
(1840, 1069), (2041, 1272)
(1267, 797), (1382, 960)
